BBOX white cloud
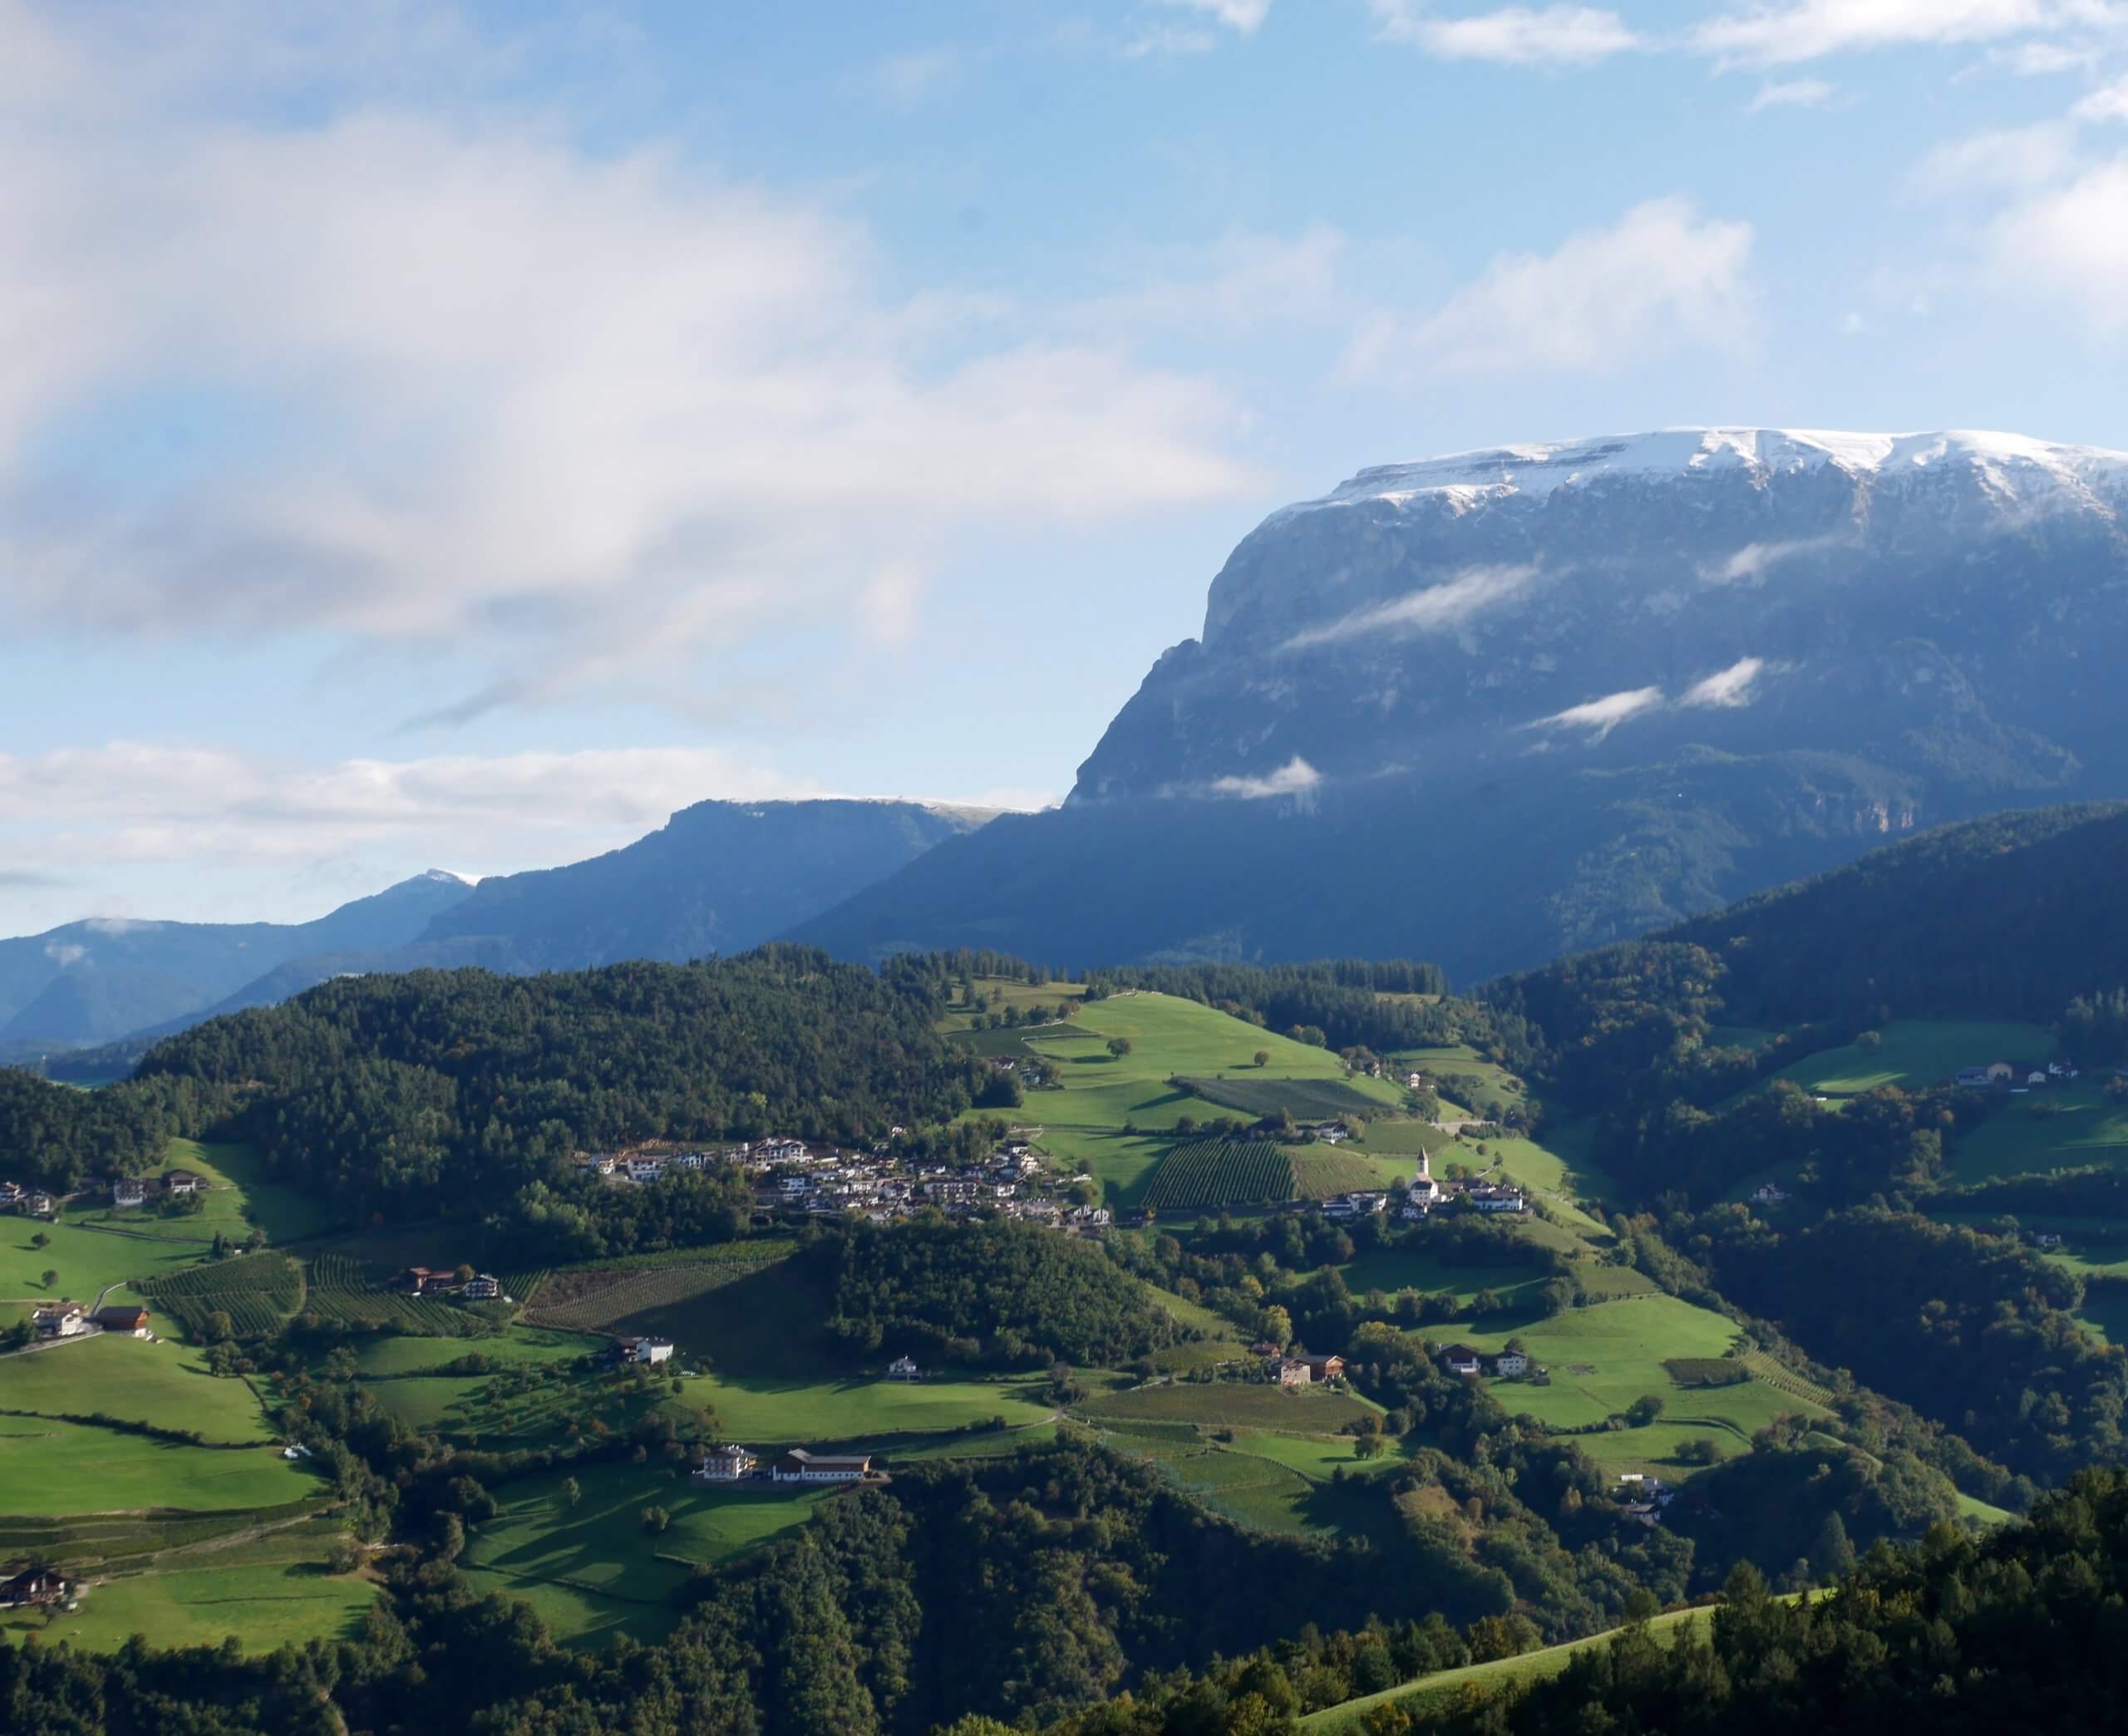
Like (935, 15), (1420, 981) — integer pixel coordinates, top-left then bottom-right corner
(1747, 76), (1835, 108)
(1355, 199), (1755, 375)
(1692, 1), (2114, 67)
(1992, 39), (2101, 71)
(43, 941), (86, 966)
(1988, 154), (2128, 328)
(1080, 226), (1352, 337)
(1525, 686), (1666, 739)
(2075, 73), (2128, 119)
(1208, 756), (1322, 799)
(1367, 2), (1642, 63)
(1283, 564), (1541, 649)
(1913, 121), (2080, 192)
(1680, 656), (1770, 707)
(1160, 0), (1273, 31)
(0, 2), (1254, 724)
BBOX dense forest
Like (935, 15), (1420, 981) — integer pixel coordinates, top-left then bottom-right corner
(111, 947), (979, 1223)
(817, 1218), (1180, 1368)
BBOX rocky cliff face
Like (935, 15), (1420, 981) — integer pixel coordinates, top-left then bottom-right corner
(1074, 430), (2128, 807)
(794, 430), (2128, 979)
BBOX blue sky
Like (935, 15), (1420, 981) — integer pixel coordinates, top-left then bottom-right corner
(5, 0), (2128, 932)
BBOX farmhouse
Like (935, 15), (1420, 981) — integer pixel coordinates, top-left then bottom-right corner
(1750, 1182), (1790, 1204)
(461, 1274), (501, 1301)
(95, 1304), (151, 1337)
(612, 1334), (675, 1365)
(1299, 1354), (1346, 1382)
(1464, 1183), (1525, 1215)
(887, 1355), (921, 1381)
(1441, 1344), (1483, 1376)
(111, 1177), (152, 1208)
(1953, 1066), (1993, 1088)
(694, 1444), (759, 1482)
(0, 1182), (22, 1210)
(1490, 1350), (1530, 1378)
(0, 1568), (71, 1608)
(401, 1266), (459, 1296)
(32, 1303), (86, 1339)
(771, 1448), (872, 1483)
(164, 1169), (203, 1197)
(1268, 1357), (1313, 1387)
(24, 1191), (55, 1218)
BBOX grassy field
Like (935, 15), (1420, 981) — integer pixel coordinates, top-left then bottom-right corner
(0, 1334), (276, 1443)
(1764, 1020), (2056, 1099)
(1303, 1606), (1721, 1733)
(939, 976), (1086, 1033)
(0, 1414), (321, 1516)
(1438, 1295), (1828, 1444)
(1012, 996), (1404, 1177)
(64, 1139), (334, 1247)
(0, 1544), (376, 1655)
(0, 1219), (209, 1307)
(354, 1326), (602, 1376)
(1949, 1084), (2128, 1183)
(460, 1458), (834, 1645)
(1289, 1147), (1424, 1197)
(1337, 1248), (1546, 1308)
(1178, 1076), (1390, 1122)
(1397, 1045), (1528, 1115)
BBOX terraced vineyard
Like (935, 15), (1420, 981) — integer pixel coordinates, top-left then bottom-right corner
(519, 1252), (783, 1333)
(1289, 1149), (1392, 1198)
(1140, 1140), (1294, 1212)
(137, 1253), (303, 1338)
(304, 1254), (494, 1338)
(1739, 1350), (1837, 1408)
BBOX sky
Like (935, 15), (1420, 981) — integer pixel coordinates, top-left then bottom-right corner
(5, 0), (2128, 935)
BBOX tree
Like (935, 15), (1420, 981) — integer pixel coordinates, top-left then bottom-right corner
(1259, 1304), (1293, 1348)
(206, 1310), (234, 1343)
(1254, 1050), (1272, 1069)
(39, 1269), (57, 1291)
(1809, 1511), (1856, 1581)
(1353, 1434), (1385, 1460)
(454, 1262), (476, 1282)
(28, 1231), (48, 1250)
(560, 1476), (582, 1510)
(327, 1533), (362, 1576)
(1625, 1394), (1666, 1427)
(641, 1505), (672, 1536)
(1106, 1037), (1133, 1059)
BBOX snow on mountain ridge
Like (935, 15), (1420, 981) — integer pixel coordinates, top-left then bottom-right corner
(1304, 428), (2128, 512)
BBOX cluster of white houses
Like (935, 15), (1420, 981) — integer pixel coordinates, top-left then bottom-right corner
(579, 1135), (1113, 1236)
(1313, 1156), (1525, 1224)
(0, 1169), (210, 1220)
(0, 1180), (58, 1218)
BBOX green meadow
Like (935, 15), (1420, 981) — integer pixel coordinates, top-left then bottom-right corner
(1950, 1084), (2128, 1182)
(1766, 1020), (2056, 1099)
(0, 1333), (277, 1443)
(1079, 1379), (1378, 1434)
(0, 1414), (320, 1516)
(0, 1546), (376, 1655)
(460, 1459), (834, 1645)
(1438, 1294), (1828, 1443)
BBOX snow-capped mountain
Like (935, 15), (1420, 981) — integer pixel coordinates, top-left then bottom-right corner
(1076, 427), (2128, 802)
(795, 429), (2128, 979)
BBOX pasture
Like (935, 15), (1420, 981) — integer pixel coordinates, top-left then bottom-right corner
(1949, 1084), (2128, 1183)
(1336, 1248), (1545, 1309)
(1, 1544), (376, 1655)
(1440, 1294), (1828, 1439)
(687, 1370), (1053, 1443)
(0, 1220), (207, 1307)
(64, 1139), (332, 1247)
(0, 1333), (275, 1443)
(1289, 1147), (1422, 1197)
(0, 1414), (320, 1516)
(354, 1325), (601, 1376)
(1764, 1020), (2056, 1099)
(461, 1459), (834, 1645)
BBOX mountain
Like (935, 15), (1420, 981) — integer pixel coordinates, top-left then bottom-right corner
(0, 870), (475, 1055)
(408, 798), (998, 972)
(791, 429), (2128, 980)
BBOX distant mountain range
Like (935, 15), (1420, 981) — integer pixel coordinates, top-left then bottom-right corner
(2, 800), (993, 1056)
(17, 425), (2128, 1052)
(789, 429), (2128, 977)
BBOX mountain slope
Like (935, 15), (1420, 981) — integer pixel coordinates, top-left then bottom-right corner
(0, 870), (475, 1053)
(793, 429), (2128, 977)
(412, 798), (998, 972)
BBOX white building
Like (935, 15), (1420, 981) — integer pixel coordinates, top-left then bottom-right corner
(771, 1448), (872, 1483)
(612, 1335), (674, 1365)
(694, 1444), (758, 1482)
